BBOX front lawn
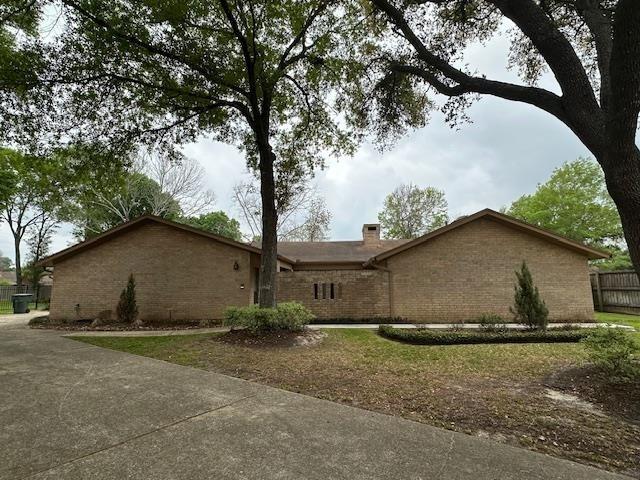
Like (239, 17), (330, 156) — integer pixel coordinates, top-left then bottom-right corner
(595, 311), (640, 330)
(72, 329), (640, 477)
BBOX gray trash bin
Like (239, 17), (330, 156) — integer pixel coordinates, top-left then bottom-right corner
(12, 293), (33, 314)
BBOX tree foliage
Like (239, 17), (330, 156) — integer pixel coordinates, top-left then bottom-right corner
(378, 183), (448, 239)
(181, 211), (242, 241)
(365, 0), (640, 275)
(0, 250), (13, 271)
(0, 1), (48, 144)
(506, 158), (630, 269)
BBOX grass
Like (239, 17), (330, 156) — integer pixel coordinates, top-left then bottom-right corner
(72, 328), (640, 476)
(595, 311), (640, 330)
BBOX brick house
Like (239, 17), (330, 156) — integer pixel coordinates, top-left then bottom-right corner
(41, 209), (607, 323)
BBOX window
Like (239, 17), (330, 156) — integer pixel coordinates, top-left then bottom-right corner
(314, 282), (340, 301)
(367, 226), (377, 231)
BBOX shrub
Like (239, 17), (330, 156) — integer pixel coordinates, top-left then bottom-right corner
(116, 274), (138, 324)
(475, 313), (507, 332)
(582, 328), (639, 380)
(378, 325), (589, 345)
(510, 261), (549, 330)
(224, 302), (314, 333)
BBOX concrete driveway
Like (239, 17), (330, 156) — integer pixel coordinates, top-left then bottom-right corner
(0, 315), (630, 480)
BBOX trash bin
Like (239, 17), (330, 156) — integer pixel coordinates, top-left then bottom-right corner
(12, 293), (33, 314)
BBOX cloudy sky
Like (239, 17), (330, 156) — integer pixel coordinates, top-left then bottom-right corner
(0, 32), (591, 262)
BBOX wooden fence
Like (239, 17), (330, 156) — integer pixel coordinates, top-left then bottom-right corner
(590, 270), (640, 315)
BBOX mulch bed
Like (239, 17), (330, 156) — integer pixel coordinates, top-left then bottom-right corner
(29, 318), (222, 331)
(215, 329), (326, 348)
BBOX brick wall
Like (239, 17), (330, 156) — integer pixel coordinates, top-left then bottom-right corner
(277, 269), (390, 319)
(49, 222), (252, 322)
(384, 217), (595, 322)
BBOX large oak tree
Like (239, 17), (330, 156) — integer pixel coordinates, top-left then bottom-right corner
(367, 0), (640, 273)
(27, 0), (363, 307)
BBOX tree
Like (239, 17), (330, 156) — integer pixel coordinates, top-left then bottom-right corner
(511, 261), (549, 330)
(506, 157), (630, 268)
(0, 251), (13, 271)
(68, 151), (214, 239)
(282, 197), (332, 242)
(366, 0), (640, 274)
(181, 211), (242, 241)
(69, 171), (182, 239)
(143, 151), (215, 218)
(116, 274), (138, 324)
(0, 148), (59, 285)
(378, 183), (448, 239)
(34, 0), (363, 308)
(22, 213), (56, 289)
(233, 179), (331, 241)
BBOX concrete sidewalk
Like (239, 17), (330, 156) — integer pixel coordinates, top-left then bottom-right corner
(0, 317), (631, 479)
(61, 321), (634, 337)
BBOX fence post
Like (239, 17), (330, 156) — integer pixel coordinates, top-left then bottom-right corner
(594, 271), (603, 312)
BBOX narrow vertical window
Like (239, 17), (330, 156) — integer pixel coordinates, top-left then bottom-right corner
(330, 283), (335, 299)
(322, 283), (327, 299)
(313, 283), (318, 300)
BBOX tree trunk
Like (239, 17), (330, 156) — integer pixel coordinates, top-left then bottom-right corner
(14, 236), (22, 286)
(257, 142), (278, 308)
(601, 147), (640, 275)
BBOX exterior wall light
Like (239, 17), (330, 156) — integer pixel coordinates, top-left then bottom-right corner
(233, 261), (240, 271)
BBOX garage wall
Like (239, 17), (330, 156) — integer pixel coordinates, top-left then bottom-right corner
(49, 222), (252, 322)
(385, 217), (595, 322)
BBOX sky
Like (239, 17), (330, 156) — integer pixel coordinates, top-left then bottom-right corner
(0, 31), (592, 263)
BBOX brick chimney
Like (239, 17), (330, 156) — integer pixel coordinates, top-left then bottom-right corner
(362, 224), (381, 244)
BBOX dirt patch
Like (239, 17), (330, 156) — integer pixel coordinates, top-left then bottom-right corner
(216, 329), (326, 348)
(544, 388), (604, 416)
(545, 364), (640, 424)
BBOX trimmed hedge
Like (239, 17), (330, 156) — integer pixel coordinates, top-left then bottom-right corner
(378, 325), (591, 345)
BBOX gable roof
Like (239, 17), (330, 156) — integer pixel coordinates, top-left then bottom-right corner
(275, 239), (411, 264)
(38, 215), (294, 267)
(367, 208), (610, 263)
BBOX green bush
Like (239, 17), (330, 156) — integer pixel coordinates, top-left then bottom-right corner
(116, 274), (138, 323)
(224, 302), (314, 333)
(378, 325), (589, 345)
(582, 328), (639, 380)
(475, 313), (507, 332)
(510, 261), (549, 330)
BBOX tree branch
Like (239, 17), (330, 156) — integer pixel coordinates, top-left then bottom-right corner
(575, 0), (613, 110)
